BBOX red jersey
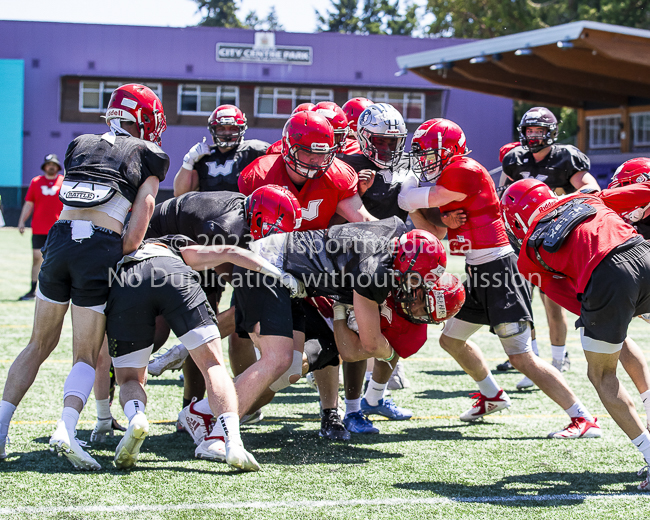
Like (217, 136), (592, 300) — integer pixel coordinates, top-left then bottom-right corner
(266, 140), (283, 155)
(437, 157), (509, 255)
(380, 296), (428, 358)
(25, 174), (64, 234)
(238, 154), (358, 231)
(340, 137), (361, 155)
(518, 184), (650, 309)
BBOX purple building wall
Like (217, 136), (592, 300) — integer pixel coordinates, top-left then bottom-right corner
(0, 21), (512, 190)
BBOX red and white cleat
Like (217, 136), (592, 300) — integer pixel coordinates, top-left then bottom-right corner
(638, 465), (650, 491)
(177, 399), (213, 446)
(547, 417), (602, 439)
(460, 389), (511, 422)
(195, 435), (226, 462)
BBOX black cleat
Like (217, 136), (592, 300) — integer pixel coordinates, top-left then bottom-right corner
(18, 291), (35, 301)
(496, 359), (515, 372)
(319, 408), (351, 441)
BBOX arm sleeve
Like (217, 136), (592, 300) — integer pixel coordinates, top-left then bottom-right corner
(397, 172), (430, 212)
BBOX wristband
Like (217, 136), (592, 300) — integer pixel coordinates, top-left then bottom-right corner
(333, 304), (347, 321)
(258, 259), (282, 279)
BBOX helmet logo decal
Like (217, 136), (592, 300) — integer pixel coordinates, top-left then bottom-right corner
(310, 142), (329, 152)
(217, 108), (237, 117)
(121, 98), (137, 109)
(433, 290), (446, 318)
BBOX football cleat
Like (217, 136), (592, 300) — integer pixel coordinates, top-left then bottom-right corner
(148, 344), (188, 377)
(460, 389), (511, 422)
(240, 409), (264, 426)
(225, 439), (261, 472)
(49, 420), (101, 470)
(305, 372), (318, 391)
(114, 412), (149, 470)
(18, 291), (36, 301)
(0, 436), (8, 459)
(387, 361), (411, 390)
(547, 417), (602, 439)
(195, 435), (226, 461)
(178, 399), (213, 446)
(343, 411), (379, 434)
(638, 465), (650, 491)
(516, 376), (535, 390)
(496, 359), (515, 371)
(319, 408), (351, 441)
(360, 398), (413, 420)
(552, 352), (571, 372)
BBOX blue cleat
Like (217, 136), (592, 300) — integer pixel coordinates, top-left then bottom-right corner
(360, 398), (413, 420)
(343, 411), (379, 434)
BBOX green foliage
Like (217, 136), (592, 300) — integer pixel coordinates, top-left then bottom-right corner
(318, 0), (421, 35)
(243, 6), (285, 31)
(316, 0), (361, 33)
(194, 0), (243, 28)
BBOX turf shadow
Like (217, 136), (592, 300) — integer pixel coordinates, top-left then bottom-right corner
(146, 378), (184, 386)
(394, 470), (644, 505)
(416, 388), (483, 400)
(422, 370), (475, 377)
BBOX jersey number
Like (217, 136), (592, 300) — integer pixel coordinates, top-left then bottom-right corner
(207, 160), (235, 178)
(301, 199), (323, 221)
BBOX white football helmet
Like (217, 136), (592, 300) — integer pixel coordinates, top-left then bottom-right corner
(357, 103), (407, 169)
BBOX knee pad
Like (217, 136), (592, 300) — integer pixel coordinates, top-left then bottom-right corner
(495, 321), (532, 356)
(63, 362), (96, 406)
(269, 350), (303, 393)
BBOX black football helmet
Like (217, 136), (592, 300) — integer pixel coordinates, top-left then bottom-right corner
(517, 107), (558, 153)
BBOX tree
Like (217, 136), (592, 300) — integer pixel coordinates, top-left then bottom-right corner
(358, 0), (421, 35)
(316, 0), (361, 33)
(243, 6), (285, 31)
(194, 0), (243, 28)
(265, 7), (284, 31)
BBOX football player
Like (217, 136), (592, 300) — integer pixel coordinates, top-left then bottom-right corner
(502, 177), (650, 489)
(340, 97), (374, 155)
(265, 103), (316, 155)
(173, 104), (269, 196)
(0, 84), (169, 468)
(398, 118), (600, 438)
(501, 107), (601, 375)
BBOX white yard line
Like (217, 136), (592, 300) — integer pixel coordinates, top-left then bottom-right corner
(0, 494), (648, 515)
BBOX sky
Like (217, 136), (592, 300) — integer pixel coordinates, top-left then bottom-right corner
(0, 0), (431, 34)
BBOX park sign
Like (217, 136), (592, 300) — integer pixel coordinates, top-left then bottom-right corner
(216, 32), (312, 66)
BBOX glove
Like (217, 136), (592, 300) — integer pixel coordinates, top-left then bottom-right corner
(627, 204), (650, 223)
(182, 137), (211, 170)
(281, 273), (307, 299)
(346, 308), (359, 333)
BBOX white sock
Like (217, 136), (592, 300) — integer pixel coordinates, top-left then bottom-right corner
(531, 339), (539, 357)
(364, 379), (388, 407)
(476, 374), (500, 398)
(61, 407), (80, 434)
(193, 398), (212, 416)
(364, 371), (372, 382)
(345, 398), (361, 416)
(640, 390), (650, 423)
(216, 412), (241, 443)
(0, 401), (17, 438)
(123, 400), (145, 422)
(564, 401), (594, 422)
(96, 399), (111, 420)
(551, 345), (566, 363)
(633, 431), (650, 464)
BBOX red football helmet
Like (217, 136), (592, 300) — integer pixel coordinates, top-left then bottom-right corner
(396, 273), (465, 325)
(499, 141), (521, 163)
(500, 179), (557, 245)
(312, 101), (349, 150)
(281, 111), (336, 179)
(208, 105), (247, 147)
(608, 158), (650, 189)
(245, 185), (302, 240)
(292, 103), (315, 114)
(392, 229), (447, 312)
(411, 119), (468, 182)
(105, 84), (166, 145)
(342, 97), (373, 133)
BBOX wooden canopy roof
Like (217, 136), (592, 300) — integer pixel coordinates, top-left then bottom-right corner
(396, 22), (650, 109)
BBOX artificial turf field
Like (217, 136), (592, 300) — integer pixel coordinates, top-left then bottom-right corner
(1, 226), (650, 519)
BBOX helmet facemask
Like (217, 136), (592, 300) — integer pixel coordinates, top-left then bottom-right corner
(285, 142), (336, 180)
(210, 122), (246, 148)
(518, 124), (557, 153)
(412, 144), (447, 183)
(359, 129), (406, 169)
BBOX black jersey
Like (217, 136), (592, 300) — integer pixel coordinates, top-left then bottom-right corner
(502, 144), (590, 194)
(277, 217), (406, 304)
(338, 153), (409, 221)
(147, 191), (249, 247)
(63, 133), (169, 203)
(196, 139), (269, 193)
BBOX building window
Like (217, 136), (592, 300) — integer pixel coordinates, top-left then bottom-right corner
(178, 84), (239, 115)
(586, 115), (621, 149)
(79, 81), (162, 112)
(348, 90), (425, 122)
(254, 87), (333, 118)
(631, 112), (650, 147)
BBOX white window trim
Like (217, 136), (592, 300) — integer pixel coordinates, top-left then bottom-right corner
(631, 111), (650, 147)
(79, 81), (162, 113)
(253, 87), (334, 118)
(347, 90), (426, 123)
(177, 84), (239, 116)
(586, 114), (621, 149)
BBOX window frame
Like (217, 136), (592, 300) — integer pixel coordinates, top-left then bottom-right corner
(348, 90), (426, 122)
(253, 87), (334, 118)
(631, 111), (650, 148)
(586, 114), (621, 150)
(177, 84), (240, 116)
(79, 81), (162, 113)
